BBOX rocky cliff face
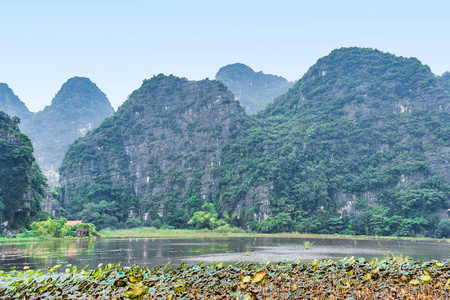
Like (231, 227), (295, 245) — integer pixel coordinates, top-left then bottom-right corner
(21, 77), (114, 186)
(216, 63), (293, 115)
(0, 83), (33, 122)
(59, 75), (247, 229)
(0, 112), (46, 233)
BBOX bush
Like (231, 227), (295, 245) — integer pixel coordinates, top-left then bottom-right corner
(30, 218), (99, 238)
(436, 219), (450, 238)
(30, 218), (68, 237)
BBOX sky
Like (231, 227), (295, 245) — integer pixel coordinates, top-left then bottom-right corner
(1, 0), (449, 112)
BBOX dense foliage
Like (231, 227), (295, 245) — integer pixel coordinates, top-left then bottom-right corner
(215, 48), (450, 237)
(59, 75), (246, 230)
(30, 217), (98, 238)
(0, 112), (47, 232)
(1, 258), (449, 299)
(59, 48), (450, 238)
(216, 63), (294, 115)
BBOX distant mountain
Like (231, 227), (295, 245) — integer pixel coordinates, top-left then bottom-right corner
(21, 77), (114, 186)
(0, 112), (46, 233)
(0, 83), (33, 122)
(215, 63), (293, 114)
(58, 49), (450, 238)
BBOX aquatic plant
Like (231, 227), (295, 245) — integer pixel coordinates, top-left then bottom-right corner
(0, 257), (449, 299)
(304, 240), (314, 249)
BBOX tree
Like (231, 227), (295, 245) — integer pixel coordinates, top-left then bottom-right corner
(188, 202), (227, 229)
(436, 219), (450, 238)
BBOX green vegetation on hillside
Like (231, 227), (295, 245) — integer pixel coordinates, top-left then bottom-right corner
(59, 75), (246, 231)
(59, 48), (450, 238)
(217, 48), (450, 237)
(0, 112), (47, 232)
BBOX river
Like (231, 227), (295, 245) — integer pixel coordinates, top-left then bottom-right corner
(0, 236), (448, 270)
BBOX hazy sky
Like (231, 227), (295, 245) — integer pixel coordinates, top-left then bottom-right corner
(1, 0), (449, 112)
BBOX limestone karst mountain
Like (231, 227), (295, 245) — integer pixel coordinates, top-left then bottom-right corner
(0, 111), (46, 233)
(59, 49), (450, 237)
(21, 77), (114, 186)
(215, 63), (293, 115)
(59, 75), (247, 229)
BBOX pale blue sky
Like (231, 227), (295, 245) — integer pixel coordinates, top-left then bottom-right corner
(1, 0), (449, 111)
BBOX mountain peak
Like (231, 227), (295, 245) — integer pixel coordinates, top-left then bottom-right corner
(50, 77), (112, 111)
(262, 47), (445, 118)
(0, 83), (33, 121)
(20, 77), (114, 186)
(215, 63), (293, 114)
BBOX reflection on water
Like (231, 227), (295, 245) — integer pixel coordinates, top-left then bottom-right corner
(0, 237), (448, 270)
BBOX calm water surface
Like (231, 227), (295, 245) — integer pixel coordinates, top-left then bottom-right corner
(0, 237), (448, 270)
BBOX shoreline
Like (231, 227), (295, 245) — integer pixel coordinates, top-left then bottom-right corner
(0, 227), (448, 243)
(98, 227), (450, 243)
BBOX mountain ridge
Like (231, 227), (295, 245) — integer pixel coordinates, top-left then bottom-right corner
(58, 48), (450, 237)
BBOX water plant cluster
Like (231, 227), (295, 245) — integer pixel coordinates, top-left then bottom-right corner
(1, 256), (449, 299)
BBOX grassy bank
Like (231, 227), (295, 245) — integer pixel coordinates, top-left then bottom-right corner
(0, 227), (448, 243)
(1, 257), (449, 299)
(98, 227), (450, 242)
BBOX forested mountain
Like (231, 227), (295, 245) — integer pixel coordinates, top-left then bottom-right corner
(216, 63), (293, 115)
(21, 77), (114, 186)
(0, 83), (33, 122)
(0, 112), (47, 233)
(59, 75), (247, 229)
(238, 47), (450, 237)
(59, 48), (450, 237)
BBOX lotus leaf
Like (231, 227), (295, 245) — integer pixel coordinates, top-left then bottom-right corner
(363, 273), (372, 281)
(290, 282), (297, 292)
(174, 282), (185, 292)
(114, 280), (127, 287)
(128, 275), (142, 283)
(409, 279), (421, 286)
(251, 271), (267, 284)
(420, 274), (432, 284)
(124, 283), (148, 299)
